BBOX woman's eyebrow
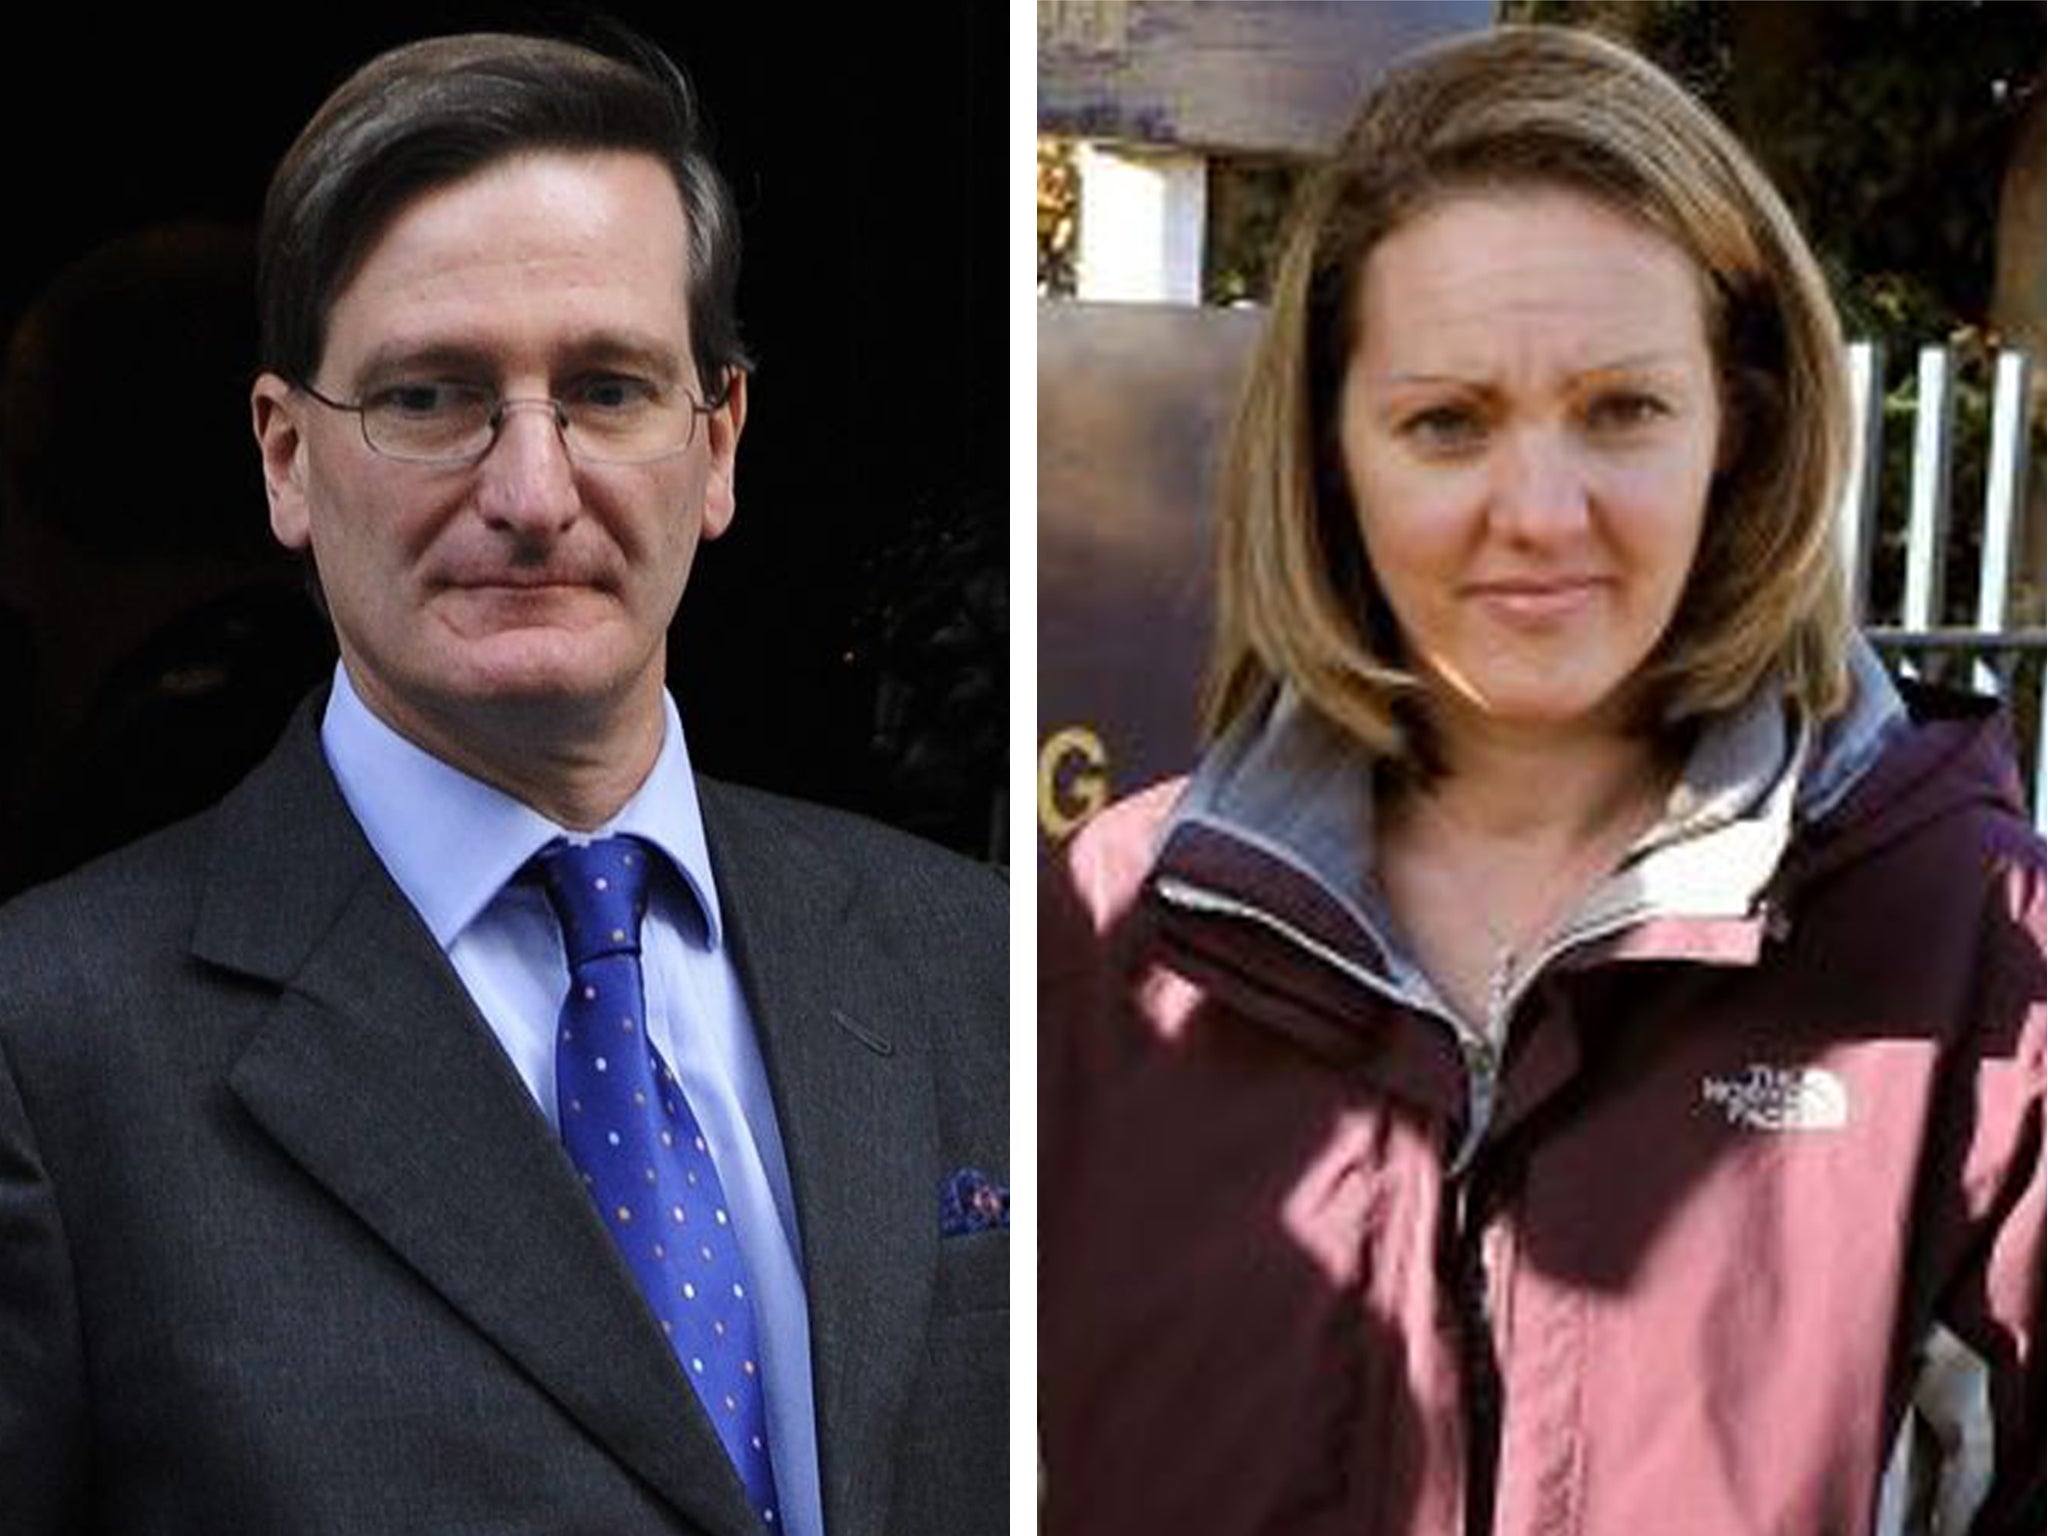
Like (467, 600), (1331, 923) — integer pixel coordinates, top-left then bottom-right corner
(1571, 351), (1695, 379)
(1377, 352), (1696, 389)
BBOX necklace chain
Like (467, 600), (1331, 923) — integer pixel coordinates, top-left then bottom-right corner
(1408, 771), (1666, 1027)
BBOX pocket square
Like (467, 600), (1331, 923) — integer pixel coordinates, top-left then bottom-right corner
(939, 1167), (1008, 1236)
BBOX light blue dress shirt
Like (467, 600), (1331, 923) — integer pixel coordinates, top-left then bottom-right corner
(321, 664), (824, 1536)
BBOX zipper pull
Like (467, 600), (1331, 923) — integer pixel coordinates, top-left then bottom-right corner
(1761, 896), (1792, 942)
(1448, 1036), (1499, 1176)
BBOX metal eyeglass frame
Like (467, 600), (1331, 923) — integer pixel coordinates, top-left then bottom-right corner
(293, 379), (717, 466)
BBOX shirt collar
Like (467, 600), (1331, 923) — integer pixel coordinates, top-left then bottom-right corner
(319, 663), (724, 950)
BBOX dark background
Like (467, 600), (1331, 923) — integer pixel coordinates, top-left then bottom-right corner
(0, 5), (1007, 897)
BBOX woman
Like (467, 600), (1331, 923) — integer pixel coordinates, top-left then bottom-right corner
(1040, 26), (2041, 1536)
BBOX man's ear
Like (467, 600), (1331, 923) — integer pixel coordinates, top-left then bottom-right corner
(700, 369), (747, 541)
(251, 373), (313, 551)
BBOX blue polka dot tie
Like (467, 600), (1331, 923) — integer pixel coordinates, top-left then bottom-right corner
(534, 836), (782, 1528)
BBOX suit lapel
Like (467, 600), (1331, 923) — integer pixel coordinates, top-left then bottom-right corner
(700, 782), (940, 1536)
(194, 710), (764, 1536)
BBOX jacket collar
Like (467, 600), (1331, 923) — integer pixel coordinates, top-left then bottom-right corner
(1798, 638), (1912, 824)
(1156, 639), (1909, 992)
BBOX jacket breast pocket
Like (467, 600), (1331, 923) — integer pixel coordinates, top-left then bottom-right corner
(899, 1228), (1009, 1535)
(932, 1227), (1008, 1316)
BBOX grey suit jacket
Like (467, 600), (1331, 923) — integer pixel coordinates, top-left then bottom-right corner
(0, 703), (1007, 1536)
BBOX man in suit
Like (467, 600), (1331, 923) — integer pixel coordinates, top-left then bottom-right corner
(0, 31), (1006, 1536)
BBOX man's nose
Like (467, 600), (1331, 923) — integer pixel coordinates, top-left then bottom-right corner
(474, 399), (580, 538)
(1489, 425), (1591, 543)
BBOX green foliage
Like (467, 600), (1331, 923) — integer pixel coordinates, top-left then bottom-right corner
(1203, 158), (1307, 306)
(1865, 336), (2006, 627)
(1500, 1), (2041, 336)
(1038, 138), (1079, 298)
(1759, 3), (2034, 328)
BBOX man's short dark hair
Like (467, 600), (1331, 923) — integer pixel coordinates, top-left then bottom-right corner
(258, 30), (749, 402)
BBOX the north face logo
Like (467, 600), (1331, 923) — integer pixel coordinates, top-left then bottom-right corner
(1701, 1065), (1849, 1131)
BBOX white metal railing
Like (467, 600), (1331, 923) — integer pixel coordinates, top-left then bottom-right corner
(1842, 341), (2044, 827)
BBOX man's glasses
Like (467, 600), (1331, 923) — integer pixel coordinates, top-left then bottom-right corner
(296, 377), (718, 466)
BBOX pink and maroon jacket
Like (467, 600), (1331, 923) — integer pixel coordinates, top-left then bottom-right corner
(1042, 651), (2043, 1536)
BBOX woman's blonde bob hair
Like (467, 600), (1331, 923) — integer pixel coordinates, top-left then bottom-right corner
(1205, 24), (1854, 760)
